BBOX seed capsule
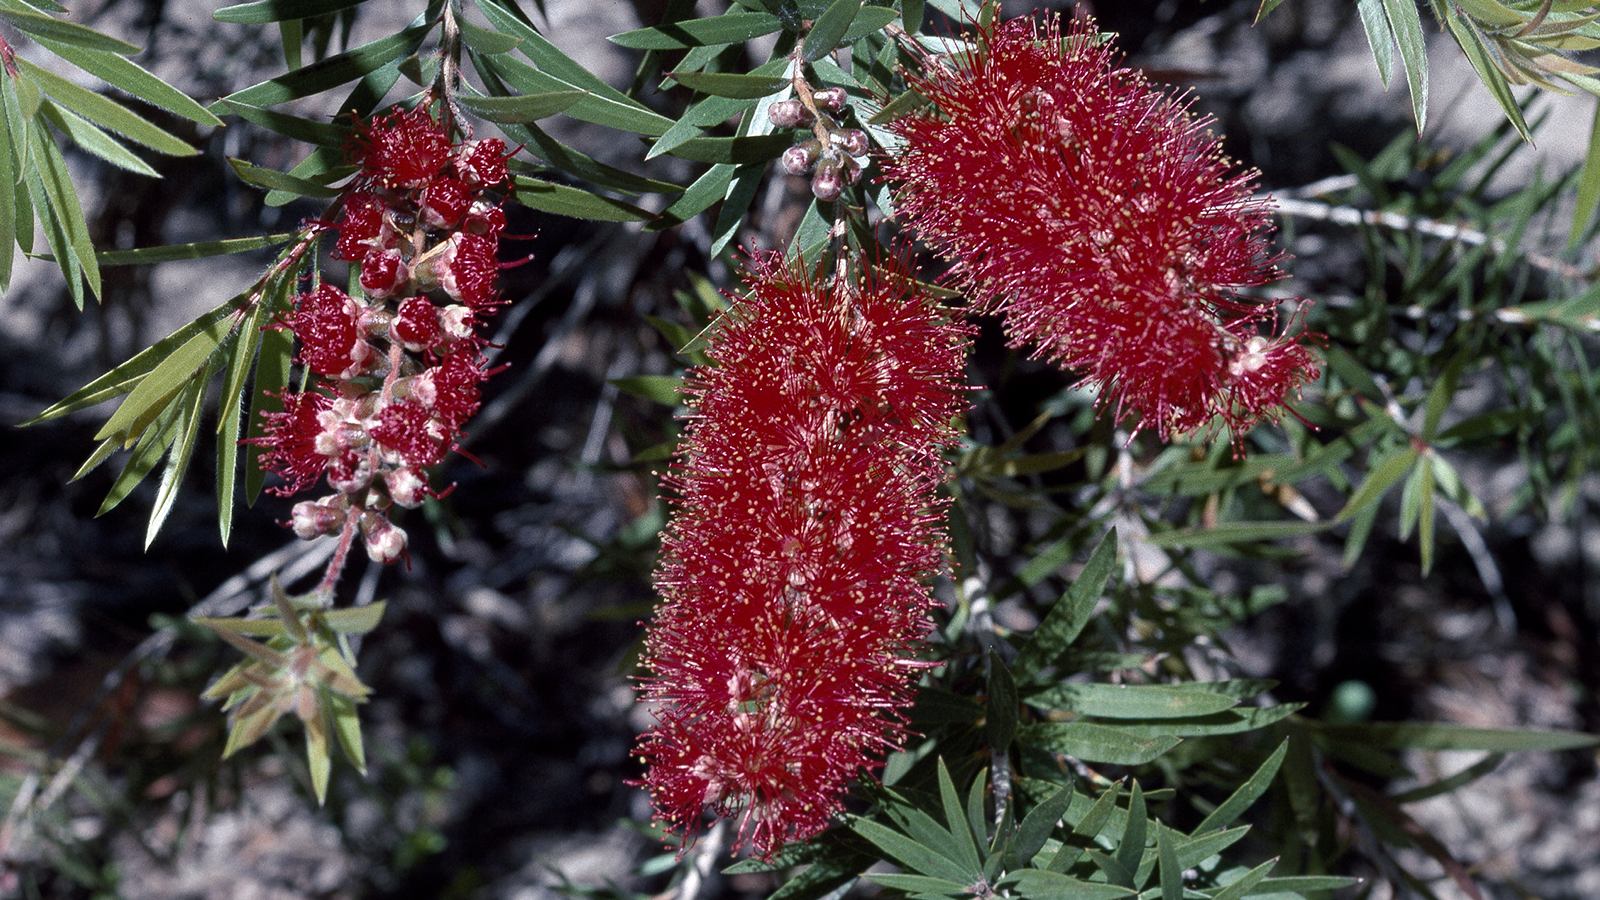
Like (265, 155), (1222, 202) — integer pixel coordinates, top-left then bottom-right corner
(767, 99), (812, 128)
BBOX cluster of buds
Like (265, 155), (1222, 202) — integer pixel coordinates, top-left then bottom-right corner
(252, 106), (513, 564)
(769, 87), (869, 202)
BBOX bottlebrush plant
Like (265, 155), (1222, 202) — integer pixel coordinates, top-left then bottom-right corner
(4, 0), (1600, 897)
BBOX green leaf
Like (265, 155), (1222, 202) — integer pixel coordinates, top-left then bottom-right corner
(216, 290), (275, 545)
(215, 0), (369, 23)
(1442, 11), (1532, 141)
(653, 162), (735, 228)
(94, 310), (232, 445)
(322, 601), (387, 635)
(511, 175), (654, 222)
(1143, 520), (1329, 549)
(1313, 722), (1600, 752)
(902, 0), (925, 32)
(843, 5), (897, 41)
(0, 74), (14, 291)
(97, 232), (298, 266)
(1007, 870), (1137, 899)
(26, 295), (248, 425)
(1381, 0), (1429, 131)
(33, 37), (221, 126)
(30, 124), (100, 302)
(1098, 705), (1304, 739)
(244, 326), (294, 504)
(1016, 529), (1117, 674)
(1254, 0), (1289, 23)
(669, 71), (789, 99)
(1114, 781), (1146, 887)
(937, 758), (983, 873)
(1011, 783), (1073, 869)
(1156, 823), (1181, 900)
(987, 657), (1018, 750)
(228, 157), (345, 198)
(214, 99), (348, 146)
(456, 89), (584, 123)
(216, 22), (432, 109)
(1240, 876), (1361, 895)
(1018, 723), (1181, 766)
(327, 692), (367, 775)
(1392, 753), (1502, 804)
(474, 52), (672, 136)
(146, 363), (211, 547)
(0, 5), (139, 54)
(97, 402), (182, 516)
(850, 816), (976, 882)
(1195, 740), (1288, 834)
(610, 12), (783, 50)
(479, 0), (658, 105)
(862, 872), (966, 894)
(305, 706), (331, 805)
(458, 16), (522, 55)
(609, 374), (683, 405)
(1355, 0), (1396, 88)
(805, 0), (862, 60)
(38, 100), (159, 177)
(17, 58), (193, 156)
(1336, 446), (1418, 522)
(653, 133), (791, 164)
(1029, 684), (1240, 720)
(1570, 99), (1600, 248)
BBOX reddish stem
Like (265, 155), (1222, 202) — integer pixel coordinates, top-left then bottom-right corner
(316, 508), (362, 597)
(0, 32), (18, 78)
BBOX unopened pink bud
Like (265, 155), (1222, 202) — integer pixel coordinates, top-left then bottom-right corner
(362, 516), (407, 564)
(767, 99), (812, 128)
(386, 467), (428, 508)
(781, 141), (821, 176)
(835, 129), (870, 157)
(439, 305), (475, 340)
(814, 87), (847, 111)
(290, 499), (341, 539)
(812, 161), (844, 202)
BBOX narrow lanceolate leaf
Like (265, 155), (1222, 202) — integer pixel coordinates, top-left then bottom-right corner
(1195, 740), (1288, 834)
(1337, 446), (1418, 521)
(32, 36), (223, 126)
(0, 71), (17, 292)
(512, 175), (654, 222)
(478, 0), (648, 104)
(228, 158), (345, 198)
(849, 817), (976, 882)
(1356, 0), (1396, 88)
(1028, 683), (1240, 720)
(1314, 722), (1600, 752)
(215, 22), (432, 109)
(609, 12), (783, 50)
(475, 53), (672, 136)
(0, 5), (141, 54)
(216, 290), (274, 546)
(1569, 99), (1600, 248)
(804, 0), (862, 60)
(97, 233), (297, 266)
(1016, 529), (1118, 674)
(26, 296), (250, 423)
(457, 16), (521, 55)
(26, 158), (84, 308)
(1209, 858), (1278, 900)
(1381, 0), (1429, 131)
(146, 361), (212, 548)
(16, 59), (194, 156)
(94, 310), (234, 446)
(455, 90), (584, 123)
(213, 99), (348, 147)
(1143, 520), (1329, 549)
(38, 101), (159, 177)
(214, 0), (370, 24)
(668, 71), (788, 99)
(1008, 871), (1137, 899)
(30, 126), (101, 302)
(1018, 722), (1182, 765)
(97, 402), (182, 517)
(1442, 11), (1531, 141)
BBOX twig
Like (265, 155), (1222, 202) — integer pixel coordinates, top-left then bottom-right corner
(1269, 195), (1589, 283)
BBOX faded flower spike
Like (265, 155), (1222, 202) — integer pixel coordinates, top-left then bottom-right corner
(885, 13), (1320, 444)
(635, 254), (970, 858)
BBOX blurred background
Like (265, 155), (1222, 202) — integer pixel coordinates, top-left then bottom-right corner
(0, 0), (1597, 896)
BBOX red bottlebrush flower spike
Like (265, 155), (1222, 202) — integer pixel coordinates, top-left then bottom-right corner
(391, 296), (443, 351)
(332, 193), (386, 262)
(635, 253), (970, 858)
(250, 391), (334, 497)
(420, 349), (488, 430)
(371, 400), (449, 469)
(356, 107), (451, 189)
(437, 233), (502, 309)
(288, 284), (366, 378)
(420, 177), (471, 229)
(455, 138), (510, 188)
(885, 13), (1320, 444)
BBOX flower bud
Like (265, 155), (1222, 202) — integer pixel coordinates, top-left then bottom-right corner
(361, 513), (407, 564)
(781, 141), (821, 176)
(767, 99), (812, 128)
(386, 467), (428, 508)
(439, 305), (475, 340)
(814, 87), (848, 111)
(811, 159), (844, 202)
(835, 129), (870, 157)
(290, 498), (343, 540)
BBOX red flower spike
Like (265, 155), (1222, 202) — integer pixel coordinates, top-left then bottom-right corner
(421, 349), (489, 430)
(250, 391), (334, 497)
(635, 253), (971, 858)
(391, 296), (443, 351)
(356, 107), (451, 189)
(885, 13), (1319, 444)
(289, 284), (365, 378)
